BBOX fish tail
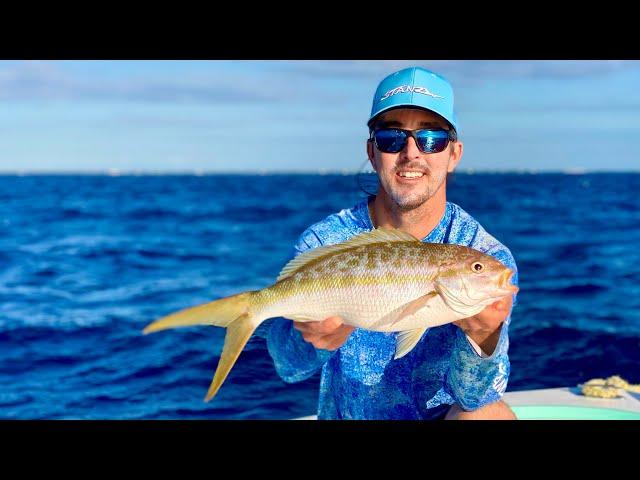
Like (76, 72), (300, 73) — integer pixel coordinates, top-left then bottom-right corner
(143, 291), (256, 333)
(143, 291), (264, 402)
(204, 312), (256, 402)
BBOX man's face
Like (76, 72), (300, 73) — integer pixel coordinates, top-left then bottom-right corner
(367, 108), (462, 211)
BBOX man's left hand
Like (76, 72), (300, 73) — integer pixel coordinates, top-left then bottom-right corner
(453, 295), (513, 356)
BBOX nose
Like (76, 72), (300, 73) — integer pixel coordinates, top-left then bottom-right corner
(401, 135), (422, 159)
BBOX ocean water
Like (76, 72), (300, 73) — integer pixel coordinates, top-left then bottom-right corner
(1, 173), (639, 419)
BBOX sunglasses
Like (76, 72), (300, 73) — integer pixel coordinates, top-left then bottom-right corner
(370, 128), (456, 154)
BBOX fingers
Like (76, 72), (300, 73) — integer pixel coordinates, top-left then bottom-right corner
(317, 333), (351, 350)
(311, 325), (355, 351)
(294, 316), (354, 350)
(294, 316), (344, 335)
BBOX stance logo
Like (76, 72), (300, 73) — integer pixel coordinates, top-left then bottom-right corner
(379, 85), (444, 102)
(492, 362), (508, 395)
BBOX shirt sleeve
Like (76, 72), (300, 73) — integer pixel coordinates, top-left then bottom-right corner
(444, 247), (517, 411)
(265, 229), (338, 383)
(445, 321), (511, 410)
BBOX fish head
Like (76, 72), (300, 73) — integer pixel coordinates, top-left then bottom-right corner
(434, 247), (518, 316)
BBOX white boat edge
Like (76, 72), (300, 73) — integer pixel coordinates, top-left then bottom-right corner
(292, 386), (640, 420)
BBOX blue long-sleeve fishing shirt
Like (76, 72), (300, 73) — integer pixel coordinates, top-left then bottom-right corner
(266, 198), (518, 420)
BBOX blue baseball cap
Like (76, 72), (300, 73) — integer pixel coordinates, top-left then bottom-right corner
(368, 66), (458, 133)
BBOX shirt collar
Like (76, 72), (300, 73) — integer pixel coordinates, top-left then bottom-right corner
(356, 197), (452, 243)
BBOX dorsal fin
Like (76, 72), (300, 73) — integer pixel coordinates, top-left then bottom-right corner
(277, 228), (419, 282)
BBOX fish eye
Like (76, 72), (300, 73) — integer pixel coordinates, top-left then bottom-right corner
(471, 262), (484, 273)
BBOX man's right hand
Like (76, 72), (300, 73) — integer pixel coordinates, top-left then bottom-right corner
(293, 316), (354, 351)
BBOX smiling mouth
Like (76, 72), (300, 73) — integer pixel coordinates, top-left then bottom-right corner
(396, 171), (425, 179)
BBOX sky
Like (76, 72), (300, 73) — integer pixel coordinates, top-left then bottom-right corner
(1, 60), (639, 173)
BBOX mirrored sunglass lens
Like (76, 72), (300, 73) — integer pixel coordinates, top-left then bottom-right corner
(415, 130), (449, 153)
(374, 129), (407, 153)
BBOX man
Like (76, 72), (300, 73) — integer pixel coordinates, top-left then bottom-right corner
(266, 66), (518, 420)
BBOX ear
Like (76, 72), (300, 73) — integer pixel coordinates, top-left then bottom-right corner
(447, 140), (463, 173)
(366, 139), (377, 171)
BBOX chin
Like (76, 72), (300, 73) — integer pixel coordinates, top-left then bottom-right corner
(391, 193), (431, 211)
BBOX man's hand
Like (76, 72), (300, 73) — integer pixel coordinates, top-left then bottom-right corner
(453, 295), (513, 356)
(294, 316), (355, 351)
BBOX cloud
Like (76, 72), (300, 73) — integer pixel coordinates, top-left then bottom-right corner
(471, 102), (640, 113)
(0, 61), (282, 103)
(0, 61), (70, 99)
(437, 60), (639, 83)
(267, 60), (640, 114)
(270, 60), (640, 83)
(2, 60), (639, 113)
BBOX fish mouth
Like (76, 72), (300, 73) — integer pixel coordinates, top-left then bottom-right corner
(499, 269), (519, 294)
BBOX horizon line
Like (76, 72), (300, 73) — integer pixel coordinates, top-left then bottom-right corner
(1, 168), (639, 176)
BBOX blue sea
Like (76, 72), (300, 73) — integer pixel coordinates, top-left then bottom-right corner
(1, 173), (639, 419)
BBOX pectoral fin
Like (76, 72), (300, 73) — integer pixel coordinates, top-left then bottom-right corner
(395, 327), (429, 359)
(370, 291), (439, 330)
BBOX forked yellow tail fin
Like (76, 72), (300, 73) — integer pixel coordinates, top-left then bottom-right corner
(204, 313), (256, 402)
(143, 292), (253, 333)
(142, 291), (262, 401)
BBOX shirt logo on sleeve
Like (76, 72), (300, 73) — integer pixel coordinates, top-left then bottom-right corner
(492, 361), (508, 395)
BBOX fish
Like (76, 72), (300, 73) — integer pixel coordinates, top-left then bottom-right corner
(143, 228), (518, 402)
